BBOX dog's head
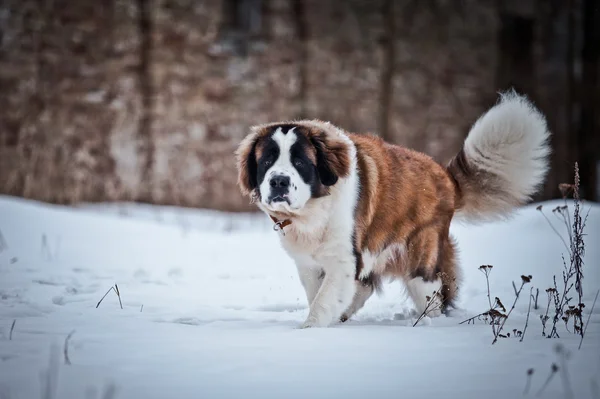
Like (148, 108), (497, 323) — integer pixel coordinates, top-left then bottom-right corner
(235, 121), (351, 214)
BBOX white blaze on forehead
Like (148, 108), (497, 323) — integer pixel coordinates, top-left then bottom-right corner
(272, 127), (297, 154)
(269, 126), (298, 176)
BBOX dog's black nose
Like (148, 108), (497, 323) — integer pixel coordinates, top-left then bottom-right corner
(270, 175), (290, 189)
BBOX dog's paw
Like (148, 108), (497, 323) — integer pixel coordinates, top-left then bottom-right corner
(298, 315), (330, 329)
(298, 321), (314, 329)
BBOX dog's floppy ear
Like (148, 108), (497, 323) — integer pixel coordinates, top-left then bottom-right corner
(310, 131), (351, 186)
(235, 131), (260, 196)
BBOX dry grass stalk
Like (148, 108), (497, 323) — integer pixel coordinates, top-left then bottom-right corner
(492, 275), (531, 344)
(480, 264), (493, 309)
(412, 272), (451, 326)
(459, 265), (509, 336)
(541, 287), (556, 336)
(539, 163), (588, 339)
(520, 286), (534, 342)
(412, 289), (443, 327)
(114, 284), (123, 309)
(9, 320), (16, 340)
(96, 284), (123, 309)
(63, 330), (75, 365)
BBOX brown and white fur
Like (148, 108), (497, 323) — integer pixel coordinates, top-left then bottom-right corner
(235, 91), (551, 328)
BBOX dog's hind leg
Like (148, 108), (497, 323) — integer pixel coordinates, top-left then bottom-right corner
(340, 280), (375, 322)
(402, 230), (460, 317)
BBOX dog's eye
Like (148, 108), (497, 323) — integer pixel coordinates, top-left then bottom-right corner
(294, 159), (304, 168)
(264, 160), (273, 167)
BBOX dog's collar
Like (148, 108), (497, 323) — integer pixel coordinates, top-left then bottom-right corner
(269, 215), (292, 235)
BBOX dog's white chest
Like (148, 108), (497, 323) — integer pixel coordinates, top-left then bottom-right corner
(279, 228), (322, 269)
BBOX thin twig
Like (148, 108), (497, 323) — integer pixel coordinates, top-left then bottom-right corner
(544, 166), (587, 338)
(96, 284), (123, 309)
(582, 206), (592, 232)
(534, 288), (539, 310)
(550, 257), (578, 338)
(114, 284), (123, 310)
(541, 288), (555, 337)
(96, 287), (117, 308)
(412, 289), (443, 327)
(140, 304), (144, 312)
(512, 281), (518, 296)
(63, 330), (75, 365)
(579, 289), (600, 350)
(521, 287), (534, 342)
(9, 319), (15, 340)
(538, 209), (572, 256)
(481, 266), (492, 309)
(459, 311), (489, 325)
(493, 276), (530, 344)
(571, 164), (585, 336)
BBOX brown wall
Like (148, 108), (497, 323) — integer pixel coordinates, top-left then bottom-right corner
(0, 0), (596, 211)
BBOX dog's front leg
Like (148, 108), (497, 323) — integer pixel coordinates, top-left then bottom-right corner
(296, 266), (324, 307)
(300, 254), (356, 328)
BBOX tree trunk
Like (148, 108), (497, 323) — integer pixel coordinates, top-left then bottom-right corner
(536, 2), (571, 200)
(578, 0), (599, 200)
(378, 0), (395, 142)
(137, 0), (154, 202)
(496, 12), (535, 98)
(294, 0), (308, 119)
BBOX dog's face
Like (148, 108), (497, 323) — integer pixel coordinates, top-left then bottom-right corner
(255, 125), (319, 212)
(236, 122), (351, 214)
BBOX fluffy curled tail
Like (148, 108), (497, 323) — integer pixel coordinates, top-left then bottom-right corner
(447, 91), (551, 222)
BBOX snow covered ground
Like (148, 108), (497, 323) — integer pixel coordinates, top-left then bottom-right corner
(0, 195), (599, 399)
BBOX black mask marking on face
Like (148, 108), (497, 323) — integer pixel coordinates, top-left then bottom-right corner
(288, 133), (323, 198)
(256, 139), (280, 189)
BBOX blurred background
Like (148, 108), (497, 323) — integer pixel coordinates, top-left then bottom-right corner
(0, 0), (598, 213)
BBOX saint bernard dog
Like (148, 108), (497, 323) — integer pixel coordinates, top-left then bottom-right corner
(235, 91), (551, 329)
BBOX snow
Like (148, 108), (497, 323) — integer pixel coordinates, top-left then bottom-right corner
(0, 195), (599, 399)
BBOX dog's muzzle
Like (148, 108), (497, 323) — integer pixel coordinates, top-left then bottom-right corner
(268, 175), (291, 204)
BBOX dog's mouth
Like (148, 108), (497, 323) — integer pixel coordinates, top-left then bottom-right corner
(269, 195), (290, 205)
